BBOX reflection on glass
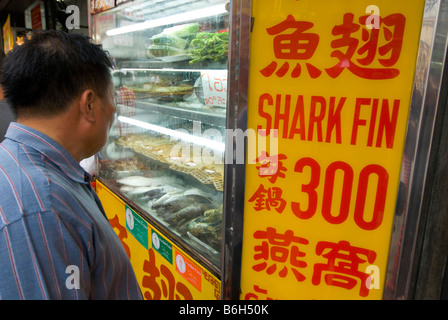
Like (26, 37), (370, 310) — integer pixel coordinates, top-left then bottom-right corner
(95, 0), (230, 269)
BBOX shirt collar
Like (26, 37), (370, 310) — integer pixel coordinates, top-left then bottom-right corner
(5, 122), (90, 184)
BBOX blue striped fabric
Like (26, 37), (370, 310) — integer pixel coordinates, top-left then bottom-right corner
(0, 123), (142, 300)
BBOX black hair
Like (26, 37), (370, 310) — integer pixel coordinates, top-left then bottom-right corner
(0, 50), (5, 79)
(1, 30), (113, 117)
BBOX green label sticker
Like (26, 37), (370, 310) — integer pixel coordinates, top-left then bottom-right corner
(125, 206), (148, 249)
(151, 229), (173, 264)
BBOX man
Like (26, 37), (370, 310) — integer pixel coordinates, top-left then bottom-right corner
(0, 51), (15, 141)
(0, 31), (142, 300)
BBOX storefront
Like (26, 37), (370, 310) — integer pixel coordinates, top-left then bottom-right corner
(90, 0), (448, 299)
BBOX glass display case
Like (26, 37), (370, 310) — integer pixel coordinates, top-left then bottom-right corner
(91, 0), (231, 272)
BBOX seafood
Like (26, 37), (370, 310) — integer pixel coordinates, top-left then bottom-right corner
(152, 193), (216, 212)
(119, 185), (136, 194)
(107, 157), (147, 171)
(117, 174), (185, 188)
(114, 133), (224, 192)
(128, 186), (161, 196)
(188, 222), (216, 237)
(117, 176), (153, 187)
(186, 205), (222, 251)
(149, 190), (219, 234)
(164, 202), (216, 225)
(151, 192), (184, 210)
(136, 187), (166, 202)
(202, 205), (223, 225)
(187, 219), (221, 251)
(116, 173), (188, 205)
(116, 173), (222, 248)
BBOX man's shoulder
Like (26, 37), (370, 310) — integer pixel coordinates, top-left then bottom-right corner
(0, 141), (54, 225)
(0, 139), (50, 182)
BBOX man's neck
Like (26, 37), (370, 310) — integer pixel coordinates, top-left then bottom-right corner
(17, 113), (85, 162)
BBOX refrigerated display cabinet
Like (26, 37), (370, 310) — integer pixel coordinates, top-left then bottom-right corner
(90, 0), (448, 300)
(90, 0), (246, 300)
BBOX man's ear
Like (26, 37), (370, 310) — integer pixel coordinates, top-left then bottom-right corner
(79, 89), (96, 124)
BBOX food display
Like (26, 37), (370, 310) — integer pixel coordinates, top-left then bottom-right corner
(101, 156), (223, 262)
(113, 133), (224, 191)
(188, 31), (229, 65)
(96, 0), (229, 269)
(125, 71), (196, 101)
(147, 23), (199, 61)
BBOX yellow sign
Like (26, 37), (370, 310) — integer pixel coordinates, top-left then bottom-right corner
(241, 0), (424, 299)
(3, 14), (13, 54)
(96, 181), (221, 300)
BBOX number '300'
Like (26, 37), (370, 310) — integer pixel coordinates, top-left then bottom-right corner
(292, 157), (389, 231)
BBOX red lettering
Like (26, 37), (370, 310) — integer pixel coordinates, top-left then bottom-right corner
(291, 157), (320, 219)
(274, 94), (291, 139)
(367, 98), (379, 147)
(351, 98), (400, 148)
(313, 240), (377, 297)
(376, 99), (400, 149)
(351, 98), (370, 145)
(288, 95), (306, 140)
(257, 94), (347, 143)
(308, 96), (326, 142)
(258, 93), (273, 136)
(292, 158), (389, 230)
(322, 161), (354, 224)
(325, 96), (345, 144)
(354, 164), (389, 230)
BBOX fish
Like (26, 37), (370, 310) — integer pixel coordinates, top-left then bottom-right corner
(117, 176), (153, 187)
(119, 185), (135, 194)
(138, 188), (166, 202)
(203, 205), (222, 225)
(158, 194), (216, 214)
(187, 218), (222, 251)
(128, 186), (161, 196)
(151, 192), (183, 209)
(164, 203), (215, 225)
(117, 175), (186, 189)
(188, 222), (216, 237)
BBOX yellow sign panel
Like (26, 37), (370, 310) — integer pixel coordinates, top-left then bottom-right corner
(96, 181), (221, 300)
(241, 0), (424, 299)
(3, 14), (13, 54)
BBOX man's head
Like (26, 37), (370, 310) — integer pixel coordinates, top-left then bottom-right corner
(1, 30), (113, 117)
(1, 31), (117, 161)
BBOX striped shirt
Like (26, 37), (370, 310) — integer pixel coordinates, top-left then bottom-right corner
(0, 123), (142, 300)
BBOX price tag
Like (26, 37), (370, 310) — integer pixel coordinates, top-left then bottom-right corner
(200, 70), (227, 108)
(90, 0), (115, 14)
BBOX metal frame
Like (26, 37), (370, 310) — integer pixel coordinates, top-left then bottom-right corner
(88, 0), (448, 300)
(221, 0), (252, 300)
(384, 0), (448, 299)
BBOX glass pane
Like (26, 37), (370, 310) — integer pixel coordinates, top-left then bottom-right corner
(94, 0), (230, 269)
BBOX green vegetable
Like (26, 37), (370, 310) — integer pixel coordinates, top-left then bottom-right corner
(147, 45), (186, 57)
(187, 31), (229, 64)
(152, 34), (188, 49)
(163, 23), (200, 39)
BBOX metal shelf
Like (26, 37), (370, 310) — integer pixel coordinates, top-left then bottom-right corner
(136, 100), (226, 127)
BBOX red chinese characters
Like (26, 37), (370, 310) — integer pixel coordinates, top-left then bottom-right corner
(252, 227), (308, 282)
(326, 13), (405, 79)
(312, 240), (377, 297)
(248, 152), (288, 214)
(260, 15), (321, 78)
(245, 285), (276, 300)
(108, 214), (131, 258)
(248, 184), (287, 213)
(261, 12), (406, 80)
(141, 248), (193, 300)
(255, 151), (287, 183)
(250, 156), (389, 231)
(249, 228), (378, 298)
